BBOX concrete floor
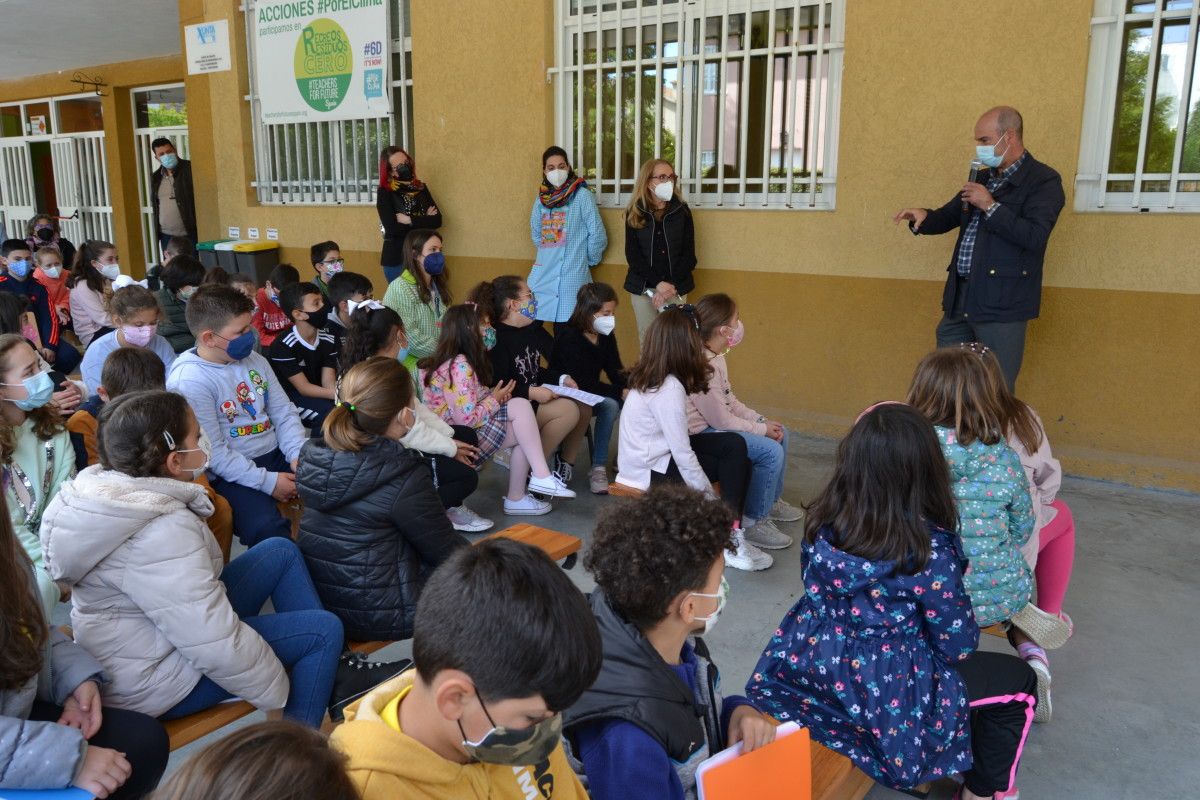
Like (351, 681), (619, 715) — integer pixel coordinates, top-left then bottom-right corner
(142, 432), (1200, 797)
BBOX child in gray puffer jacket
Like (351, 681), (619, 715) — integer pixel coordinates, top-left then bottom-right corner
(0, 494), (167, 798)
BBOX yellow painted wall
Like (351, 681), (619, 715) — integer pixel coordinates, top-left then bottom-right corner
(0, 55), (186, 273)
(6, 0), (1195, 490)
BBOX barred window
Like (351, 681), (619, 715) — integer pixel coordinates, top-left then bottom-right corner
(551, 0), (845, 210)
(244, 0), (413, 205)
(1077, 0), (1200, 211)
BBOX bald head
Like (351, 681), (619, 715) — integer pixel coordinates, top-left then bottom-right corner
(979, 106), (1024, 142)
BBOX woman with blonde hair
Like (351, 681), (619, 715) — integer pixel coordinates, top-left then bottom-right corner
(623, 158), (697, 340)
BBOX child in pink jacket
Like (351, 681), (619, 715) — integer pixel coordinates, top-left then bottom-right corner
(419, 304), (574, 517)
(687, 294), (802, 552)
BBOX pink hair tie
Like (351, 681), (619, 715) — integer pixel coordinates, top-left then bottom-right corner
(854, 400), (907, 425)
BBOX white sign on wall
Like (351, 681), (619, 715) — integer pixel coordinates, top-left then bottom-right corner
(186, 19), (233, 74)
(252, 0), (391, 124)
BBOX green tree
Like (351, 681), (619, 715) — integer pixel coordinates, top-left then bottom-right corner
(1110, 44), (1177, 173)
(146, 105), (188, 128)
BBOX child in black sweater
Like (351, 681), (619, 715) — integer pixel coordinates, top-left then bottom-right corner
(470, 276), (593, 490)
(550, 283), (626, 494)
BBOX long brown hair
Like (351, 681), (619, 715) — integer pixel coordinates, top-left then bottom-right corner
(977, 345), (1044, 453)
(0, 334), (65, 465)
(149, 720), (358, 800)
(905, 346), (1005, 447)
(420, 304), (492, 388)
(804, 403), (959, 573)
(565, 282), (618, 336)
(0, 490), (47, 690)
(625, 158), (678, 229)
(693, 293), (737, 344)
(68, 239), (114, 293)
(401, 229), (450, 305)
(626, 305), (711, 395)
(324, 356), (414, 452)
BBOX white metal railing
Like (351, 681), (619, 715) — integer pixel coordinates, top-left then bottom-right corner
(243, 0), (414, 206)
(550, 0), (845, 210)
(1076, 0), (1200, 211)
(52, 132), (114, 246)
(0, 93), (114, 247)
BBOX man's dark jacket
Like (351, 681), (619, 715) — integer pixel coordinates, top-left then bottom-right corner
(151, 158), (198, 241)
(918, 153), (1064, 323)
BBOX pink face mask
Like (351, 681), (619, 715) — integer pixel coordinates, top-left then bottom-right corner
(724, 319), (745, 350)
(122, 324), (156, 347)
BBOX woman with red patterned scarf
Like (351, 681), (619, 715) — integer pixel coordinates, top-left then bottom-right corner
(375, 147), (441, 285)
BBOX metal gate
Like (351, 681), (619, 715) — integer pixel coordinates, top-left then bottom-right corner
(135, 126), (189, 265)
(51, 132), (113, 246)
(0, 140), (36, 241)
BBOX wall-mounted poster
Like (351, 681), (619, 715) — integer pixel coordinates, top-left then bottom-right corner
(252, 0), (391, 123)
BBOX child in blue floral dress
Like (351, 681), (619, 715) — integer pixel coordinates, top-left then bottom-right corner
(746, 403), (1037, 799)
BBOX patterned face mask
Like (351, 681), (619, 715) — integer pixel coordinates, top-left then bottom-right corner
(458, 696), (562, 766)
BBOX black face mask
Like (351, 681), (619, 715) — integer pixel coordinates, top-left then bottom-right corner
(394, 163), (413, 181)
(304, 305), (330, 329)
(35, 226), (54, 241)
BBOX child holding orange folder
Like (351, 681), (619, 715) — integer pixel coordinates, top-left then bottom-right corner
(563, 484), (776, 800)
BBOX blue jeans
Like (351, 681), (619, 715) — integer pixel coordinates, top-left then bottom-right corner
(383, 264), (404, 284)
(208, 448), (294, 546)
(591, 396), (620, 465)
(705, 426), (789, 521)
(160, 538), (343, 727)
(51, 339), (82, 374)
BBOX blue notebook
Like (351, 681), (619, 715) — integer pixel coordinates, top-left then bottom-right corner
(0, 789), (93, 799)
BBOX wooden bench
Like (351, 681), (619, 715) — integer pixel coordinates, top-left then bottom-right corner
(608, 481), (722, 498)
(983, 623), (1008, 639)
(161, 527), (580, 750)
(761, 714), (873, 800)
(162, 639), (391, 750)
(812, 742), (874, 800)
(483, 523), (583, 569)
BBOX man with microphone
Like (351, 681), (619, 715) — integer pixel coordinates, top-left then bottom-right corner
(893, 106), (1064, 389)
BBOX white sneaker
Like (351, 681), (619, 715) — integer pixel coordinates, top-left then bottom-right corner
(744, 519), (793, 550)
(503, 493), (552, 516)
(724, 528), (773, 571)
(527, 473), (577, 499)
(446, 505), (494, 532)
(493, 447), (512, 470)
(767, 499), (804, 523)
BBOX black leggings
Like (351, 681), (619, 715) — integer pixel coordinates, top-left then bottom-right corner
(650, 431), (750, 519)
(30, 700), (169, 799)
(954, 651), (1038, 796)
(420, 425), (480, 510)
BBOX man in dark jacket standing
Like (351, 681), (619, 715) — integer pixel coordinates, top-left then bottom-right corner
(894, 106), (1065, 388)
(150, 137), (198, 254)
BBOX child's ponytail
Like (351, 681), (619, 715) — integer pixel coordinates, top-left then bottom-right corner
(323, 357), (414, 453)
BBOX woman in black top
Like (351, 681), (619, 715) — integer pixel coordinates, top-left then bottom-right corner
(470, 275), (593, 490)
(623, 158), (697, 342)
(549, 282), (626, 494)
(376, 146), (442, 284)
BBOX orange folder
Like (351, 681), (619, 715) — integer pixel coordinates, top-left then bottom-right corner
(697, 721), (812, 800)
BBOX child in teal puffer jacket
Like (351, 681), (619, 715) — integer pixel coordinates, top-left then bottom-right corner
(934, 426), (1033, 625)
(908, 347), (1036, 627)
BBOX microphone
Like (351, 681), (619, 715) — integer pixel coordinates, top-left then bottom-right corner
(964, 159), (983, 212)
